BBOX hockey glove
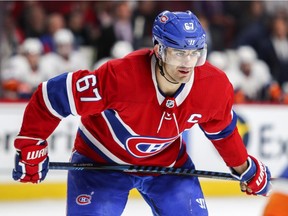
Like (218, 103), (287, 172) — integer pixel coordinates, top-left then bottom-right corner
(12, 136), (49, 184)
(230, 155), (272, 196)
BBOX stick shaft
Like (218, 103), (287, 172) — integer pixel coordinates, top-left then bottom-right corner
(49, 162), (237, 181)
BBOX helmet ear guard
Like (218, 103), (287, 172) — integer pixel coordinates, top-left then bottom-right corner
(157, 43), (165, 60)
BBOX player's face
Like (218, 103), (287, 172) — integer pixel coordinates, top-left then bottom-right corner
(162, 47), (200, 83)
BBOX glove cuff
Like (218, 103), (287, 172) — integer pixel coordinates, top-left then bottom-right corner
(230, 156), (256, 181)
(14, 136), (45, 149)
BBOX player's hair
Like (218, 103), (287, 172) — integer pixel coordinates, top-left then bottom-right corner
(152, 10), (207, 66)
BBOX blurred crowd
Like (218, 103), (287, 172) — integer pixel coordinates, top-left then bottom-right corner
(1, 1), (288, 104)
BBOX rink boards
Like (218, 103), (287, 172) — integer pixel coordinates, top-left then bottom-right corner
(0, 102), (287, 200)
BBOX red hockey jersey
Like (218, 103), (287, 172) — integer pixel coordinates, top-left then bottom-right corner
(18, 49), (247, 168)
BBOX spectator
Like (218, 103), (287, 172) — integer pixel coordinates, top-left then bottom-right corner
(41, 28), (90, 78)
(67, 1), (99, 47)
(93, 40), (133, 70)
(95, 1), (134, 61)
(19, 2), (47, 38)
(67, 10), (92, 46)
(94, 1), (114, 28)
(1, 13), (25, 58)
(233, 46), (273, 103)
(192, 1), (239, 50)
(257, 14), (288, 89)
(40, 13), (66, 53)
(1, 38), (47, 99)
(132, 1), (158, 49)
(234, 1), (269, 51)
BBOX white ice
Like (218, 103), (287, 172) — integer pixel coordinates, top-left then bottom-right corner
(0, 196), (268, 216)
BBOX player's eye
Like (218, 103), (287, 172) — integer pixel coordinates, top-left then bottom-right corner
(191, 51), (201, 57)
(175, 52), (185, 57)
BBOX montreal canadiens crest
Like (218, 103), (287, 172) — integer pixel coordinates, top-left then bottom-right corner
(160, 15), (168, 23)
(125, 136), (177, 158)
(76, 194), (92, 205)
(103, 109), (178, 158)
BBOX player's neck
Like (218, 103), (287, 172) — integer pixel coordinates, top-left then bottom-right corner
(155, 64), (181, 96)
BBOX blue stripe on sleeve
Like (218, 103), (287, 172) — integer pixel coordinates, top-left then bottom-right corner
(200, 110), (238, 140)
(46, 73), (72, 117)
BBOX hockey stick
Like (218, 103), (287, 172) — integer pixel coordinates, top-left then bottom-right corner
(49, 162), (237, 181)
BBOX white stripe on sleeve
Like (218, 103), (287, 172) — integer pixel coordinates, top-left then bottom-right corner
(66, 72), (78, 116)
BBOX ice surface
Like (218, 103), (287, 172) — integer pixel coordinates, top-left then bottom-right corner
(0, 196), (268, 216)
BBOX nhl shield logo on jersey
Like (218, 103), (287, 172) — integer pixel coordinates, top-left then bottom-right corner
(76, 194), (92, 205)
(166, 99), (175, 108)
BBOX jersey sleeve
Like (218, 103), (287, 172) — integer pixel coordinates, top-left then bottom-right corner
(42, 69), (108, 117)
(19, 62), (117, 139)
(198, 81), (248, 167)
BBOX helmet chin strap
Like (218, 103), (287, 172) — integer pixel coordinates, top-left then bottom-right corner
(157, 58), (179, 85)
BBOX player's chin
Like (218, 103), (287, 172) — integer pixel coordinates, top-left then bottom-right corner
(177, 76), (191, 84)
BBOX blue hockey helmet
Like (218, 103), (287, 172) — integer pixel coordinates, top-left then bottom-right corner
(152, 10), (207, 66)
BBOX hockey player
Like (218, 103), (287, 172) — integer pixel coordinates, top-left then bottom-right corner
(12, 11), (271, 215)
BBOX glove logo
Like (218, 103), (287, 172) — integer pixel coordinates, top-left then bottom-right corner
(256, 162), (265, 186)
(27, 147), (48, 160)
(76, 194), (92, 205)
